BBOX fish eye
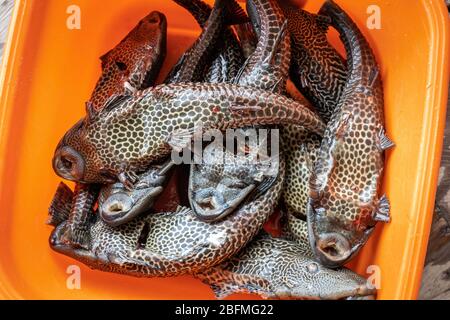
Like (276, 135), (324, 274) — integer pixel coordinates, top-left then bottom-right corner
(115, 61), (127, 71)
(60, 156), (74, 171)
(306, 262), (320, 274)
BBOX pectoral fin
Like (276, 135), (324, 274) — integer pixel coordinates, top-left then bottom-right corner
(47, 182), (74, 226)
(378, 129), (395, 151)
(373, 194), (391, 223)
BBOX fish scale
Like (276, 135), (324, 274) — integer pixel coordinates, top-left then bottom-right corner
(188, 0), (292, 222)
(55, 11), (167, 247)
(195, 233), (375, 300)
(56, 82), (325, 185)
(278, 0), (347, 224)
(50, 157), (286, 277)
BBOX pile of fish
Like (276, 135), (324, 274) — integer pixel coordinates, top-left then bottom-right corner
(48, 0), (393, 300)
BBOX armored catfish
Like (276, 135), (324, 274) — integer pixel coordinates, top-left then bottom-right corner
(307, 0), (393, 268)
(52, 82), (325, 186)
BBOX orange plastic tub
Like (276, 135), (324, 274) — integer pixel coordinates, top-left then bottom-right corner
(0, 0), (448, 300)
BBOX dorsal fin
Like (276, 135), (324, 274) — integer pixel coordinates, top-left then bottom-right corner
(224, 0), (249, 25)
(47, 182), (74, 226)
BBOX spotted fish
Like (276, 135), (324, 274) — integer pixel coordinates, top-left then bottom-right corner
(60, 183), (99, 249)
(280, 0), (347, 122)
(98, 160), (174, 227)
(89, 11), (167, 112)
(169, 0), (246, 83)
(165, 0), (247, 84)
(188, 129), (280, 222)
(50, 157), (285, 277)
(279, 0), (347, 220)
(307, 0), (393, 268)
(52, 82), (325, 186)
(96, 0), (248, 226)
(195, 233), (375, 300)
(188, 0), (292, 221)
(51, 12), (168, 242)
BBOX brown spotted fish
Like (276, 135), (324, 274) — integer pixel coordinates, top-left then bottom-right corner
(96, 0), (248, 226)
(307, 0), (393, 268)
(279, 0), (347, 220)
(89, 11), (167, 112)
(51, 12), (168, 246)
(168, 0), (246, 84)
(98, 160), (174, 227)
(49, 158), (285, 277)
(280, 0), (347, 122)
(52, 82), (325, 186)
(166, 0), (247, 84)
(195, 233), (375, 300)
(188, 0), (291, 221)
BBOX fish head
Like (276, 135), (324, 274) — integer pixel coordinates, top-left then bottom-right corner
(52, 118), (115, 184)
(98, 164), (170, 227)
(274, 257), (376, 300)
(307, 191), (380, 268)
(189, 149), (278, 222)
(90, 11), (167, 110)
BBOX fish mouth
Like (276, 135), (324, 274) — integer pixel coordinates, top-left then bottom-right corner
(273, 283), (377, 300)
(307, 202), (375, 268)
(99, 186), (164, 227)
(189, 184), (256, 222)
(52, 146), (86, 182)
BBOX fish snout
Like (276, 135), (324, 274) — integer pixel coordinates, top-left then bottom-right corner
(146, 11), (165, 25)
(53, 146), (85, 182)
(99, 193), (134, 224)
(141, 11), (167, 31)
(315, 232), (352, 268)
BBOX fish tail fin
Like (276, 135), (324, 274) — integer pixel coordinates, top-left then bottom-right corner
(222, 0), (249, 25)
(47, 182), (74, 226)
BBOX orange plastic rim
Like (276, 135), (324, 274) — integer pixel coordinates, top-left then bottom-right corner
(0, 0), (448, 300)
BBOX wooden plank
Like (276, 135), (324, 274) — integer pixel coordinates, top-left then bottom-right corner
(0, 0), (14, 61)
(419, 85), (450, 300)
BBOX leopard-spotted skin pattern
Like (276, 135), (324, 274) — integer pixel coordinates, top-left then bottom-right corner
(170, 0), (245, 84)
(52, 12), (167, 243)
(50, 158), (286, 277)
(282, 127), (321, 218)
(189, 0), (291, 220)
(56, 82), (325, 184)
(280, 0), (347, 122)
(95, 0), (246, 225)
(280, 208), (310, 246)
(89, 11), (167, 112)
(279, 1), (347, 220)
(307, 0), (390, 267)
(189, 132), (279, 221)
(165, 0), (243, 84)
(237, 0), (291, 91)
(195, 234), (375, 300)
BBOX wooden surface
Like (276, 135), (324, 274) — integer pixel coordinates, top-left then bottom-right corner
(419, 85), (450, 300)
(0, 0), (449, 300)
(0, 0), (13, 61)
